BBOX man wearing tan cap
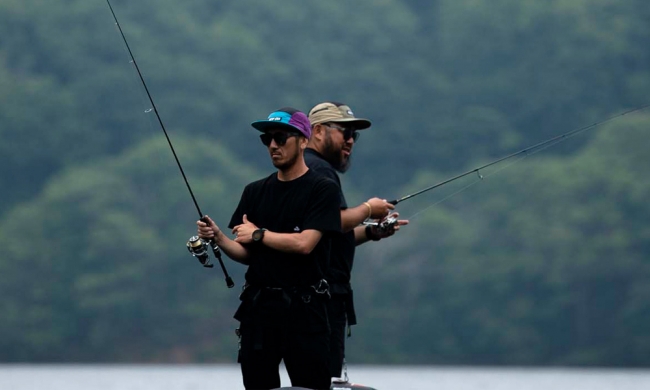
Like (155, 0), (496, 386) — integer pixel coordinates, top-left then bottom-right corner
(305, 101), (409, 380)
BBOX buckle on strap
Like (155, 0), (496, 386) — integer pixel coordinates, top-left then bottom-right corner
(311, 279), (330, 299)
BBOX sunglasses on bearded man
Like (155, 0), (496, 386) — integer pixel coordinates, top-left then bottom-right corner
(323, 123), (360, 142)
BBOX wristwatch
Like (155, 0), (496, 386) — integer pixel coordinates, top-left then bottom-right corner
(252, 228), (267, 243)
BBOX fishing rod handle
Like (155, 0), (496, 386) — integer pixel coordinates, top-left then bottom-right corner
(208, 240), (235, 288)
(202, 216), (235, 288)
(199, 216), (235, 288)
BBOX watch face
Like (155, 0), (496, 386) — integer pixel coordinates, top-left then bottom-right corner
(253, 229), (263, 241)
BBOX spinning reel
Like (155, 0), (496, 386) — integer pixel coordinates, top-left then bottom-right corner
(363, 215), (398, 235)
(186, 235), (235, 288)
(186, 235), (214, 268)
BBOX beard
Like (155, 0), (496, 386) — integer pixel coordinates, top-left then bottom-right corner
(271, 147), (300, 171)
(322, 136), (352, 173)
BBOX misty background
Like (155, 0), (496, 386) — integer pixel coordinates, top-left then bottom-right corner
(1, 0), (649, 367)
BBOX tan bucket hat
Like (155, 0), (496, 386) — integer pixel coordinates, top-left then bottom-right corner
(308, 102), (371, 130)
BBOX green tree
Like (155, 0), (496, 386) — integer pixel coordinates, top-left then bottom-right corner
(0, 136), (259, 361)
(350, 114), (650, 365)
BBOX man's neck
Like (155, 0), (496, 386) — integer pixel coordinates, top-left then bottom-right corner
(306, 145), (324, 156)
(278, 159), (309, 181)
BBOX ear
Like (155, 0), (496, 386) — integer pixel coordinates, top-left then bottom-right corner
(311, 124), (324, 140)
(300, 136), (309, 150)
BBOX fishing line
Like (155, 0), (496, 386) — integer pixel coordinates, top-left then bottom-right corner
(106, 0), (234, 288)
(404, 154), (527, 221)
(405, 124), (588, 220)
(389, 103), (650, 207)
(112, 38), (170, 295)
(115, 35), (170, 218)
(106, 0), (203, 217)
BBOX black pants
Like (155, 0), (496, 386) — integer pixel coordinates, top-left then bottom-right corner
(239, 322), (330, 390)
(326, 296), (348, 378)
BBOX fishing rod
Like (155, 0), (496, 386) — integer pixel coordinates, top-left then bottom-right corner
(366, 104), (650, 233)
(106, 0), (234, 288)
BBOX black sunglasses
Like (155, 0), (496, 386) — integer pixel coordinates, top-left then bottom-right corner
(323, 123), (360, 142)
(260, 131), (300, 146)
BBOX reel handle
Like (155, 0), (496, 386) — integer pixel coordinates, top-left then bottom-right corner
(362, 215), (398, 237)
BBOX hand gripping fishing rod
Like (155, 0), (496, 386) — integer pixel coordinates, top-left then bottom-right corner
(377, 104), (650, 228)
(106, 0), (234, 288)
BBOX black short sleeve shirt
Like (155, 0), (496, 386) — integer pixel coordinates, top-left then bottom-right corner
(304, 148), (356, 291)
(228, 169), (341, 289)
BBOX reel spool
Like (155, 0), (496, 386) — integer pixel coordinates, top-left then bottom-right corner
(186, 235), (214, 268)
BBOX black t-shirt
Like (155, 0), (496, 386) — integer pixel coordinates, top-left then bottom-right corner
(304, 148), (356, 294)
(228, 169), (341, 289)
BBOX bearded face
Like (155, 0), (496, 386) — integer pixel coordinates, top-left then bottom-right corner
(321, 126), (354, 173)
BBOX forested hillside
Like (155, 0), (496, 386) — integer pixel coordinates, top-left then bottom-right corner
(1, 0), (649, 365)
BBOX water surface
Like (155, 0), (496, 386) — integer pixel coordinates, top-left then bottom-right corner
(1, 364), (649, 390)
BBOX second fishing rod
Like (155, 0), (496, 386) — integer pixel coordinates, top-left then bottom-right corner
(366, 104), (650, 233)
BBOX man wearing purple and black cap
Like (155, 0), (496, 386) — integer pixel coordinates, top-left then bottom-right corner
(197, 107), (340, 389)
